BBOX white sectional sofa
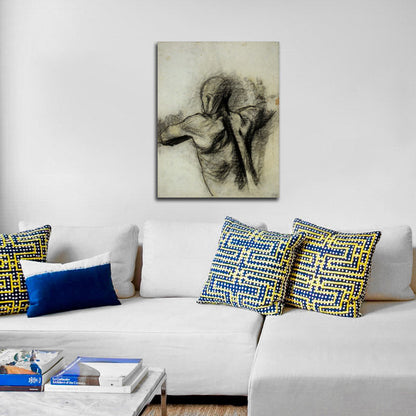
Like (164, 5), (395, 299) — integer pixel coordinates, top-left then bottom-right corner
(249, 300), (416, 416)
(1, 219), (415, 415)
(2, 295), (263, 395)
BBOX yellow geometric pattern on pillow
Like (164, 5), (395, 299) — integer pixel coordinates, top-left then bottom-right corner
(197, 217), (305, 315)
(0, 226), (51, 316)
(285, 219), (381, 318)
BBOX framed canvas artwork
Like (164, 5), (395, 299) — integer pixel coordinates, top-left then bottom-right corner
(157, 41), (279, 198)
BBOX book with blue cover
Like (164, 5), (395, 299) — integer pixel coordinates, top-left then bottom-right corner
(51, 357), (143, 387)
(0, 348), (63, 387)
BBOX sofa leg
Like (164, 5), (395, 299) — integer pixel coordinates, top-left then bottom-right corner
(161, 380), (167, 416)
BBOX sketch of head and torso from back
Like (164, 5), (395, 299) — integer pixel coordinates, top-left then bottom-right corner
(159, 75), (278, 197)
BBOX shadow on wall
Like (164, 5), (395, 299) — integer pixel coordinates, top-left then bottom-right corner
(411, 248), (416, 295)
(133, 245), (143, 293)
(0, 108), (4, 231)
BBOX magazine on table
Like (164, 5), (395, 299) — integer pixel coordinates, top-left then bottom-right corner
(0, 348), (63, 387)
(51, 356), (143, 387)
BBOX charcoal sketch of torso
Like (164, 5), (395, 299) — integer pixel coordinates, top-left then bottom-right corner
(159, 76), (274, 197)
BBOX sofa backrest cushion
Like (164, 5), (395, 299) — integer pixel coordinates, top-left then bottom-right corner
(140, 219), (266, 297)
(18, 222), (139, 299)
(365, 225), (414, 300)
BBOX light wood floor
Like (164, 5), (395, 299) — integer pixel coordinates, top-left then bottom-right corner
(142, 404), (247, 416)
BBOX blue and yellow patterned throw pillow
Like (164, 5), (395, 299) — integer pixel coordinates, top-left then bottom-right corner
(285, 219), (381, 318)
(197, 217), (305, 315)
(0, 226), (51, 315)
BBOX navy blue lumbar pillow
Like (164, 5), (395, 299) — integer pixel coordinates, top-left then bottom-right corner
(25, 264), (120, 318)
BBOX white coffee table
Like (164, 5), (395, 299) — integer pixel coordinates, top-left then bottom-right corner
(0, 367), (167, 416)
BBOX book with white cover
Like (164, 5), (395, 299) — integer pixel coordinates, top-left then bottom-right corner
(44, 366), (149, 393)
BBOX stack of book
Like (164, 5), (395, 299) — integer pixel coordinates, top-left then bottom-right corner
(0, 348), (64, 391)
(45, 356), (147, 393)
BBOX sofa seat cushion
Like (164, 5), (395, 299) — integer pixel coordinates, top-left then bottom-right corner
(0, 295), (263, 395)
(249, 300), (416, 416)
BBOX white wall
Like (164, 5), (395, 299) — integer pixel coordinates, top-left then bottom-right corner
(1, 0), (415, 235)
